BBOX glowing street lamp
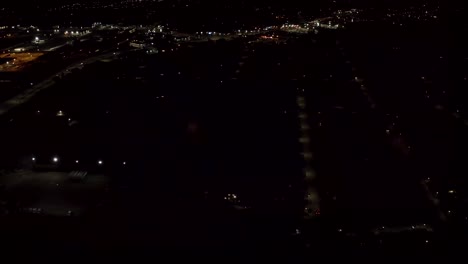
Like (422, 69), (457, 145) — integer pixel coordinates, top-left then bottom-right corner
(52, 156), (59, 163)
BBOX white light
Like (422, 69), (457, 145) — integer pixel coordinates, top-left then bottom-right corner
(52, 157), (59, 163)
(32, 157), (36, 161)
(123, 161), (126, 165)
(75, 160), (79, 164)
(98, 160), (103, 165)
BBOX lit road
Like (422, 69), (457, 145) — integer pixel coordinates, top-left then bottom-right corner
(0, 51), (121, 116)
(339, 42), (448, 223)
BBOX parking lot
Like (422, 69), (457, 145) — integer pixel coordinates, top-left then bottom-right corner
(0, 52), (44, 72)
(0, 170), (109, 216)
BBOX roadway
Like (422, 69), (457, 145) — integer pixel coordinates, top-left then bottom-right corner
(0, 51), (121, 116)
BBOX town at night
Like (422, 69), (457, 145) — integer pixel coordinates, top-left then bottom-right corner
(0, 0), (462, 260)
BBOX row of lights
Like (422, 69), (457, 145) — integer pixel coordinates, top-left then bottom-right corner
(64, 31), (87, 35)
(31, 156), (126, 166)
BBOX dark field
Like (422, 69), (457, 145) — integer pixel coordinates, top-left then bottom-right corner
(0, 16), (459, 257)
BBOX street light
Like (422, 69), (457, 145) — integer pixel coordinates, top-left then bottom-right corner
(98, 160), (103, 165)
(52, 156), (59, 163)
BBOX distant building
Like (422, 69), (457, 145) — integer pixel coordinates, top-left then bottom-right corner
(130, 41), (146, 49)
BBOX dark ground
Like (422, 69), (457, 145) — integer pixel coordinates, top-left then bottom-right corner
(0, 7), (461, 258)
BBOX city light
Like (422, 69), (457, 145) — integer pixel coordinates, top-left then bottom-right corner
(0, 2), (446, 250)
